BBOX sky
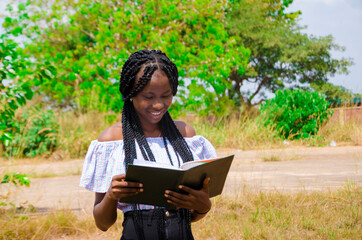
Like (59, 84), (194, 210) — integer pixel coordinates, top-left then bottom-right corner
(289, 0), (362, 94)
(1, 0), (361, 94)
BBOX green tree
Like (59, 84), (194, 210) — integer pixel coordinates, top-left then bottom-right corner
(4, 0), (250, 116)
(227, 0), (353, 109)
(0, 33), (56, 152)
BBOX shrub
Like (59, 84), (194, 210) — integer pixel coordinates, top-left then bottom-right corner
(0, 33), (56, 157)
(1, 173), (30, 186)
(5, 107), (58, 157)
(260, 89), (333, 139)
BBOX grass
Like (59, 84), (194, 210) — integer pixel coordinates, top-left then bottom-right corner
(262, 154), (282, 162)
(26, 168), (82, 179)
(1, 105), (361, 159)
(56, 110), (120, 159)
(0, 210), (102, 240)
(258, 149), (301, 162)
(319, 120), (362, 146)
(194, 185), (361, 239)
(185, 114), (282, 150)
(0, 185), (360, 239)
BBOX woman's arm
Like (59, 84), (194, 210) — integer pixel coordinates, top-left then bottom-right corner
(93, 192), (118, 231)
(93, 174), (143, 231)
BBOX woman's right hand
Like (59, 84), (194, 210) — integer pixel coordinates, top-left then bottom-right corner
(106, 174), (143, 200)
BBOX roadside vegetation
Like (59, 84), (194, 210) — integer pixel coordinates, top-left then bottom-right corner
(0, 184), (360, 240)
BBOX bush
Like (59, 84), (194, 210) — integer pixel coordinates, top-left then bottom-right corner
(4, 107), (58, 157)
(260, 89), (333, 139)
(0, 33), (56, 157)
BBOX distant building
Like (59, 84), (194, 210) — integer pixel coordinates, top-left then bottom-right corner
(330, 97), (361, 107)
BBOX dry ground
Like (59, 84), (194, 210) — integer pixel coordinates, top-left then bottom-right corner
(1, 146), (361, 216)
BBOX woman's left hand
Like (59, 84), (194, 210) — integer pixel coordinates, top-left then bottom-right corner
(164, 177), (211, 214)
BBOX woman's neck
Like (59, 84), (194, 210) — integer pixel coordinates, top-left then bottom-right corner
(142, 125), (162, 138)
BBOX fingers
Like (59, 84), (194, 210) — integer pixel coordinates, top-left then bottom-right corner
(164, 178), (212, 210)
(177, 185), (195, 195)
(112, 174), (126, 181)
(164, 190), (191, 209)
(178, 177), (211, 194)
(111, 187), (143, 194)
(202, 177), (210, 194)
(111, 180), (143, 189)
(111, 174), (143, 188)
(107, 174), (143, 200)
(164, 190), (189, 201)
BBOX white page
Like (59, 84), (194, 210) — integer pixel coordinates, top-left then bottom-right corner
(133, 159), (179, 170)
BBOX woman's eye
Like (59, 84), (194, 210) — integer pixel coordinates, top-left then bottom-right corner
(144, 96), (153, 100)
(163, 94), (172, 98)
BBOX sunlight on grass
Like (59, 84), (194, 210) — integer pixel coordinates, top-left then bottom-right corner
(184, 114), (282, 150)
(193, 185), (361, 239)
(1, 185), (360, 239)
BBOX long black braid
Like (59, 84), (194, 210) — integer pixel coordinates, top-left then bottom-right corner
(119, 49), (194, 167)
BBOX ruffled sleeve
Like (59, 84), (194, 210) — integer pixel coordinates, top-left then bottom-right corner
(185, 135), (217, 160)
(79, 140), (125, 193)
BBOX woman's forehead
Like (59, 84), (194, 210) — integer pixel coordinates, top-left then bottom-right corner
(141, 70), (171, 92)
(136, 65), (167, 81)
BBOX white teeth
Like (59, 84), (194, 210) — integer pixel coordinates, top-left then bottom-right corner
(151, 112), (161, 116)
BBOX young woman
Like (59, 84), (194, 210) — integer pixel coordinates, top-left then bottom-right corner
(80, 49), (217, 239)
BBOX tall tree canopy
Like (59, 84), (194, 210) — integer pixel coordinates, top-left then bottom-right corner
(4, 0), (249, 116)
(227, 0), (353, 109)
(3, 0), (353, 115)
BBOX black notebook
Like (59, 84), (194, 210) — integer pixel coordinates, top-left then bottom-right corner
(121, 155), (234, 210)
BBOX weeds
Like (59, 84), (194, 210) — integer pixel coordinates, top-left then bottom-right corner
(0, 186), (359, 239)
(193, 185), (361, 239)
(55, 110), (120, 158)
(185, 114), (281, 150)
(1, 106), (361, 158)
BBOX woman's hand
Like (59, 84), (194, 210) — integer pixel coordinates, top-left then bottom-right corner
(164, 177), (212, 215)
(106, 174), (143, 201)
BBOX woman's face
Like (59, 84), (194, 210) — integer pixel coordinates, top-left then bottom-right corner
(132, 69), (173, 128)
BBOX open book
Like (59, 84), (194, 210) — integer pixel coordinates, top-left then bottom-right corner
(121, 155), (234, 210)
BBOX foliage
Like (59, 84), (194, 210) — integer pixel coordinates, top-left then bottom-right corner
(310, 82), (359, 107)
(227, 0), (353, 109)
(260, 89), (333, 139)
(4, 107), (58, 158)
(0, 33), (56, 155)
(1, 173), (30, 187)
(4, 0), (250, 116)
(0, 172), (30, 209)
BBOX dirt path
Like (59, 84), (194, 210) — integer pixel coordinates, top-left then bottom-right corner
(1, 146), (361, 215)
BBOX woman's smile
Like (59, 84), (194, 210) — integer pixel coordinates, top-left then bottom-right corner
(150, 111), (162, 116)
(149, 110), (164, 121)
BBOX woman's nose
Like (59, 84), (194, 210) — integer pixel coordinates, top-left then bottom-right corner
(152, 99), (164, 109)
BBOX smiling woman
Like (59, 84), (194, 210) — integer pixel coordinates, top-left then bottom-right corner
(79, 49), (217, 240)
(132, 69), (173, 130)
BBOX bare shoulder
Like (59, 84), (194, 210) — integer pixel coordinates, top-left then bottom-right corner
(174, 120), (196, 138)
(98, 122), (123, 142)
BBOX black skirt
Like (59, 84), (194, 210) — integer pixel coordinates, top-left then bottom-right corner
(121, 209), (194, 240)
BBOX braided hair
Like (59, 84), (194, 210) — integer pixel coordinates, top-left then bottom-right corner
(119, 49), (194, 167)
